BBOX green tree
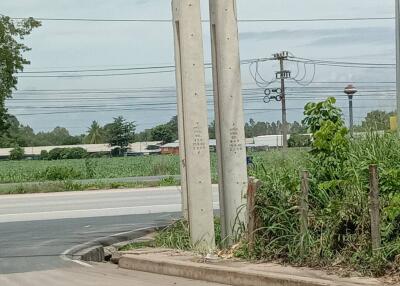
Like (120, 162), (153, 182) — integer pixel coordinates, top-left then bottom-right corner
(0, 16), (41, 134)
(356, 110), (395, 131)
(9, 146), (24, 160)
(105, 116), (136, 155)
(85, 121), (105, 144)
(303, 97), (349, 181)
(151, 124), (174, 144)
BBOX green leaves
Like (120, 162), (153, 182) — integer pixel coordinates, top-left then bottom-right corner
(302, 97), (344, 134)
(0, 16), (40, 133)
(105, 116), (136, 154)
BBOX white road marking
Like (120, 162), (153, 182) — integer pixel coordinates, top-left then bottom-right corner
(0, 203), (220, 223)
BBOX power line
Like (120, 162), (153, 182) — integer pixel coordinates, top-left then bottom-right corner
(9, 16), (395, 23)
(11, 104), (395, 116)
(17, 69), (176, 78)
(288, 57), (395, 69)
(20, 65), (176, 74)
(17, 58), (259, 77)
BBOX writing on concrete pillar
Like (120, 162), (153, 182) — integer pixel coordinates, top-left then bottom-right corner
(193, 124), (206, 153)
(229, 126), (244, 153)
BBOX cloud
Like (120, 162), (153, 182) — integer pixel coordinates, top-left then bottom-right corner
(240, 26), (394, 46)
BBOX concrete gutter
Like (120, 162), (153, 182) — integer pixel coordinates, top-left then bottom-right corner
(119, 254), (381, 286)
(62, 224), (168, 262)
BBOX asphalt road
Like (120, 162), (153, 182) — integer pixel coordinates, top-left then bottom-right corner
(0, 187), (219, 275)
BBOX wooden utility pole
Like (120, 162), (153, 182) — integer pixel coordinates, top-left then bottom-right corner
(273, 52), (290, 149)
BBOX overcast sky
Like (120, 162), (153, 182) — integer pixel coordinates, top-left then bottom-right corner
(1, 0), (396, 134)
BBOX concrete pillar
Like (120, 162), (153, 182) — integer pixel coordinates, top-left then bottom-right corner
(172, 0), (215, 251)
(209, 0), (248, 244)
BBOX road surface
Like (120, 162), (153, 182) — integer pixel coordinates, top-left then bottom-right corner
(0, 186), (220, 285)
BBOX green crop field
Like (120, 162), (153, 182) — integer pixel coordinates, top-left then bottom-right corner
(0, 154), (224, 184)
(0, 155), (181, 184)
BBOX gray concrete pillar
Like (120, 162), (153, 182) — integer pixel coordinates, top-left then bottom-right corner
(209, 0), (248, 244)
(172, 0), (215, 251)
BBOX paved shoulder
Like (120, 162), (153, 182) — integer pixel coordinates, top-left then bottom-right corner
(0, 263), (225, 286)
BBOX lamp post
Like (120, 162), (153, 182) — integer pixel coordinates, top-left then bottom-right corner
(344, 84), (358, 136)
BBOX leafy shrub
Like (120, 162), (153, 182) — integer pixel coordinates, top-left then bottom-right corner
(47, 148), (64, 160)
(48, 147), (88, 160)
(41, 166), (82, 181)
(40, 150), (49, 160)
(84, 158), (97, 178)
(243, 98), (400, 276)
(9, 146), (25, 160)
(60, 147), (88, 159)
(288, 134), (311, 148)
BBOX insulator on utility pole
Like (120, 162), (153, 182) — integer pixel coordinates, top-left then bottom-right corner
(273, 51), (290, 149)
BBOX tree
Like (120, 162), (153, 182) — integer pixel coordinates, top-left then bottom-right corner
(151, 124), (174, 144)
(136, 116), (178, 143)
(0, 16), (41, 134)
(85, 121), (105, 144)
(34, 127), (82, 146)
(356, 110), (395, 131)
(105, 116), (136, 155)
(9, 146), (24, 160)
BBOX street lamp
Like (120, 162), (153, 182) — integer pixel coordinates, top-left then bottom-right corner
(344, 84), (358, 136)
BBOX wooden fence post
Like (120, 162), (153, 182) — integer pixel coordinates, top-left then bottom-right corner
(369, 165), (381, 252)
(247, 177), (260, 250)
(300, 170), (309, 255)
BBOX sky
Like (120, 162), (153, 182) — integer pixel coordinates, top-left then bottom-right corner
(1, 0), (397, 135)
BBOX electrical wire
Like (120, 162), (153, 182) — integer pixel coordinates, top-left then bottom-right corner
(8, 16), (395, 23)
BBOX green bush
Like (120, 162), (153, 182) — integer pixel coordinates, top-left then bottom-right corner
(9, 146), (25, 160)
(40, 150), (49, 160)
(60, 147), (88, 159)
(243, 98), (400, 276)
(47, 147), (88, 160)
(288, 134), (311, 148)
(41, 166), (82, 181)
(47, 148), (64, 160)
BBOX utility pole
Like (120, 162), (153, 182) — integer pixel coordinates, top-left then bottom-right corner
(396, 0), (400, 133)
(172, 0), (215, 251)
(273, 52), (290, 149)
(209, 0), (248, 245)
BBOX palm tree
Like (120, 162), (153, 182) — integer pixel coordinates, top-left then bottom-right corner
(85, 121), (104, 144)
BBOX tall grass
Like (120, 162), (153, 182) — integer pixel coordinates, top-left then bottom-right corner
(243, 133), (400, 276)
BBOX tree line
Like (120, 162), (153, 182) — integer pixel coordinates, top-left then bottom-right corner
(1, 109), (396, 149)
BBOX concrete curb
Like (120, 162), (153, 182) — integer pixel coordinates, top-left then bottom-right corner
(119, 255), (374, 286)
(63, 224), (168, 262)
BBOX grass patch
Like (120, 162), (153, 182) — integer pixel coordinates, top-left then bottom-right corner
(243, 133), (400, 277)
(121, 218), (222, 252)
(0, 178), (180, 195)
(119, 240), (155, 251)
